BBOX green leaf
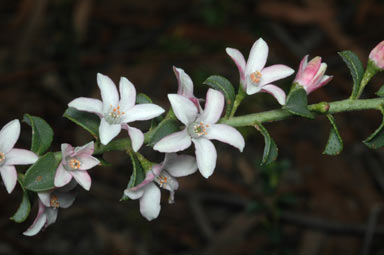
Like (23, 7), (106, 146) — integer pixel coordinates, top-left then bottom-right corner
(147, 119), (180, 146)
(376, 85), (384, 97)
(24, 152), (60, 192)
(255, 123), (278, 165)
(323, 114), (343, 155)
(63, 107), (100, 139)
(363, 106), (384, 149)
(23, 114), (54, 155)
(284, 84), (314, 119)
(203, 75), (236, 118)
(338, 51), (364, 99)
(10, 175), (31, 223)
(136, 93), (153, 104)
(121, 152), (146, 201)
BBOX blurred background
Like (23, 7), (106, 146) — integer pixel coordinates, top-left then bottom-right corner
(1, 0), (384, 254)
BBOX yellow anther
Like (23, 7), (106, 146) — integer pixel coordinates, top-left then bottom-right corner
(157, 175), (168, 188)
(69, 159), (81, 170)
(50, 195), (60, 208)
(0, 152), (5, 162)
(250, 71), (262, 84)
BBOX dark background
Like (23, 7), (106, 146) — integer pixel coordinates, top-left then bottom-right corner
(1, 0), (384, 254)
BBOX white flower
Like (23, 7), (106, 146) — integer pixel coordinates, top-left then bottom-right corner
(0, 119), (38, 193)
(226, 38), (294, 105)
(54, 141), (100, 191)
(154, 89), (245, 178)
(68, 73), (165, 150)
(124, 153), (197, 221)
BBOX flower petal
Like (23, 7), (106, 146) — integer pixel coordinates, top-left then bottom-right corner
(61, 143), (74, 158)
(124, 188), (145, 200)
(119, 77), (136, 111)
(192, 138), (217, 179)
(97, 73), (119, 112)
(38, 192), (51, 207)
(54, 164), (73, 188)
(0, 119), (20, 153)
(168, 94), (197, 125)
(173, 66), (194, 98)
(245, 38), (269, 76)
(198, 89), (224, 124)
(0, 165), (17, 193)
(139, 182), (161, 221)
(246, 83), (262, 95)
(261, 84), (287, 105)
(74, 141), (94, 157)
(5, 149), (38, 165)
(44, 207), (58, 227)
(122, 104), (165, 123)
(205, 124), (245, 152)
(153, 129), (191, 153)
(23, 201), (47, 236)
(68, 97), (103, 116)
(296, 55), (308, 80)
(226, 47), (246, 83)
(56, 191), (76, 208)
(70, 170), (92, 191)
(259, 64), (295, 87)
(126, 125), (144, 152)
(99, 118), (122, 145)
(164, 154), (197, 177)
(77, 155), (99, 170)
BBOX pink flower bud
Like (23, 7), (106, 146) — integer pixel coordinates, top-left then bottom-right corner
(294, 55), (333, 94)
(369, 40), (384, 70)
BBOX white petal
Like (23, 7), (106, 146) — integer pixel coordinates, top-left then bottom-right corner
(124, 188), (145, 200)
(173, 66), (194, 98)
(246, 83), (262, 95)
(38, 192), (51, 207)
(168, 94), (197, 125)
(165, 154), (197, 177)
(119, 77), (136, 111)
(74, 141), (94, 157)
(68, 97), (103, 115)
(97, 73), (119, 112)
(245, 38), (269, 76)
(70, 170), (92, 190)
(139, 182), (161, 221)
(122, 104), (165, 123)
(23, 201), (47, 236)
(99, 118), (122, 145)
(54, 164), (73, 188)
(192, 138), (217, 179)
(44, 207), (58, 226)
(205, 124), (245, 152)
(126, 125), (144, 152)
(198, 89), (224, 124)
(259, 64), (295, 87)
(0, 119), (20, 153)
(0, 165), (17, 193)
(5, 149), (38, 165)
(61, 143), (73, 158)
(77, 155), (99, 170)
(153, 129), (191, 153)
(261, 84), (287, 105)
(226, 47), (246, 83)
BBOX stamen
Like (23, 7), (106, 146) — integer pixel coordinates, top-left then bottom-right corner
(50, 195), (60, 208)
(109, 105), (125, 120)
(193, 122), (209, 137)
(69, 159), (81, 170)
(0, 152), (5, 163)
(250, 71), (262, 84)
(157, 175), (168, 188)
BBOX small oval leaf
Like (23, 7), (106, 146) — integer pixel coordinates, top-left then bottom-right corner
(338, 51), (364, 99)
(23, 114), (54, 155)
(10, 190), (31, 223)
(121, 152), (147, 201)
(363, 109), (384, 149)
(255, 123), (278, 165)
(284, 84), (314, 119)
(136, 93), (153, 104)
(323, 114), (343, 155)
(63, 107), (100, 139)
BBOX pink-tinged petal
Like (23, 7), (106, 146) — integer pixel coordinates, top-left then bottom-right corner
(164, 154), (197, 177)
(261, 84), (287, 105)
(68, 97), (103, 116)
(310, 62), (327, 86)
(226, 47), (246, 83)
(23, 201), (47, 236)
(173, 66), (194, 98)
(245, 38), (269, 76)
(153, 129), (191, 153)
(205, 124), (245, 152)
(122, 104), (165, 123)
(192, 138), (217, 179)
(130, 164), (162, 191)
(125, 125), (144, 152)
(77, 155), (99, 170)
(246, 83), (262, 95)
(0, 119), (20, 153)
(296, 55), (309, 79)
(139, 182), (161, 221)
(70, 170), (91, 190)
(56, 191), (76, 208)
(61, 143), (74, 158)
(295, 57), (322, 86)
(124, 187), (145, 200)
(97, 73), (119, 112)
(168, 94), (197, 125)
(0, 165), (17, 193)
(198, 89), (224, 124)
(5, 149), (38, 165)
(44, 207), (58, 226)
(54, 164), (73, 188)
(259, 64), (295, 87)
(38, 192), (51, 207)
(307, 75), (333, 94)
(74, 141), (94, 157)
(119, 77), (136, 111)
(99, 118), (122, 145)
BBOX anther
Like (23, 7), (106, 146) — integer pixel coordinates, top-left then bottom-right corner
(250, 71), (262, 84)
(50, 195), (60, 208)
(0, 152), (5, 163)
(69, 159), (81, 170)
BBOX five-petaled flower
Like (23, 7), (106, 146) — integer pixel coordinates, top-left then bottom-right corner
(0, 119), (38, 194)
(154, 89), (245, 178)
(124, 153), (197, 221)
(293, 55), (333, 94)
(369, 40), (384, 70)
(54, 141), (100, 191)
(226, 38), (294, 105)
(68, 73), (165, 150)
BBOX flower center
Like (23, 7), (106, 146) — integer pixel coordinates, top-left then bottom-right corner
(156, 175), (168, 188)
(250, 71), (262, 84)
(50, 195), (60, 208)
(105, 105), (125, 124)
(69, 158), (81, 170)
(0, 152), (5, 166)
(188, 121), (209, 139)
